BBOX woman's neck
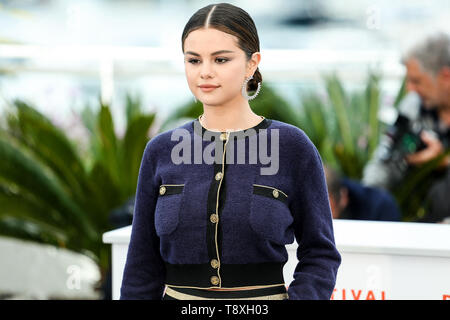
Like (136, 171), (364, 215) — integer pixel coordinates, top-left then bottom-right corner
(199, 102), (263, 132)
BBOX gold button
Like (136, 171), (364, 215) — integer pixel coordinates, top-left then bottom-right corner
(219, 133), (227, 141)
(210, 259), (219, 269)
(210, 214), (219, 224)
(215, 172), (223, 181)
(159, 186), (166, 195)
(272, 189), (279, 198)
(210, 276), (220, 286)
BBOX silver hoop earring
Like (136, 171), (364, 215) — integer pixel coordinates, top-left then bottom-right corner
(241, 75), (261, 101)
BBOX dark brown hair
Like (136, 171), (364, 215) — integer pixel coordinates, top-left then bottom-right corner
(181, 3), (262, 92)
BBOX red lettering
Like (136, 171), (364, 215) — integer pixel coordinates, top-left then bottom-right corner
(366, 290), (375, 300)
(351, 289), (362, 300)
(443, 294), (450, 300)
(331, 288), (388, 300)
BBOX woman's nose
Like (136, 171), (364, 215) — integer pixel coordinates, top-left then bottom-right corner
(200, 61), (214, 78)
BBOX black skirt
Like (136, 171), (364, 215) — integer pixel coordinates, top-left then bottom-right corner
(163, 285), (288, 300)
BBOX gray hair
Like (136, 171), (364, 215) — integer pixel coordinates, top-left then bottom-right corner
(402, 32), (450, 76)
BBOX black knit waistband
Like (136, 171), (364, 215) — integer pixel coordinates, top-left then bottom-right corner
(164, 262), (286, 288)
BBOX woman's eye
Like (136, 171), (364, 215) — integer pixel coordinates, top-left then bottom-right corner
(187, 58), (228, 64)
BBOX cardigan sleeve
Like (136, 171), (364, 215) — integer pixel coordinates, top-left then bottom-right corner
(120, 140), (166, 299)
(287, 136), (341, 300)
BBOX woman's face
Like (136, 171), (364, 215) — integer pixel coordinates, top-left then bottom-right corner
(183, 27), (260, 107)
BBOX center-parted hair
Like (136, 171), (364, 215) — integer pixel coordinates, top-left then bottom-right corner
(181, 3), (262, 92)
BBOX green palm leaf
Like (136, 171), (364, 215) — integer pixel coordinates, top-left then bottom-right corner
(9, 101), (91, 206)
(96, 104), (120, 188)
(365, 74), (381, 156)
(0, 137), (97, 243)
(325, 74), (355, 157)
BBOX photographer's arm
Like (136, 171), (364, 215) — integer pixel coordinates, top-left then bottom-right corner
(405, 131), (450, 169)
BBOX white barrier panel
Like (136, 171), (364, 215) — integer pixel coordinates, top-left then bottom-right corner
(103, 219), (450, 300)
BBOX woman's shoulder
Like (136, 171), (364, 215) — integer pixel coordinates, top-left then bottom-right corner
(139, 121), (193, 168)
(268, 119), (317, 153)
(144, 120), (194, 153)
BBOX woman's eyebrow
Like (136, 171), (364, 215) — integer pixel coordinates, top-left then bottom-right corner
(185, 50), (234, 56)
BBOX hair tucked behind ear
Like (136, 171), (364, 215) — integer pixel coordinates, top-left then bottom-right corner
(182, 3), (262, 92)
(248, 68), (262, 92)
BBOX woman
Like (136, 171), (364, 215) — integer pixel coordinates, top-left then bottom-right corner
(120, 3), (341, 300)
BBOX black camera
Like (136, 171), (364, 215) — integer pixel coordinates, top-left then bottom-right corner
(386, 115), (427, 158)
(376, 92), (432, 170)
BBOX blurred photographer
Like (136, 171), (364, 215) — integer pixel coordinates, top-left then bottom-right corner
(362, 33), (450, 222)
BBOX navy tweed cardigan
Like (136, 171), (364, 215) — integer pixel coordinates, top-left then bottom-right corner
(120, 118), (341, 300)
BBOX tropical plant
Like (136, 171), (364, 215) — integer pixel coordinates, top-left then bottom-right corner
(0, 94), (156, 280)
(297, 72), (387, 180)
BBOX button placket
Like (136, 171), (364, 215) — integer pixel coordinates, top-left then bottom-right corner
(209, 131), (230, 287)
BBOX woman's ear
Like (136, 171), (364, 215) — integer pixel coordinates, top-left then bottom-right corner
(246, 52), (261, 76)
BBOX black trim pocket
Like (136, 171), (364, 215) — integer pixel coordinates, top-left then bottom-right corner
(249, 184), (293, 245)
(159, 184), (184, 196)
(154, 184), (185, 236)
(252, 184), (288, 205)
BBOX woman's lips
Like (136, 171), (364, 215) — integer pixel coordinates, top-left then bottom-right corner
(199, 85), (220, 92)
